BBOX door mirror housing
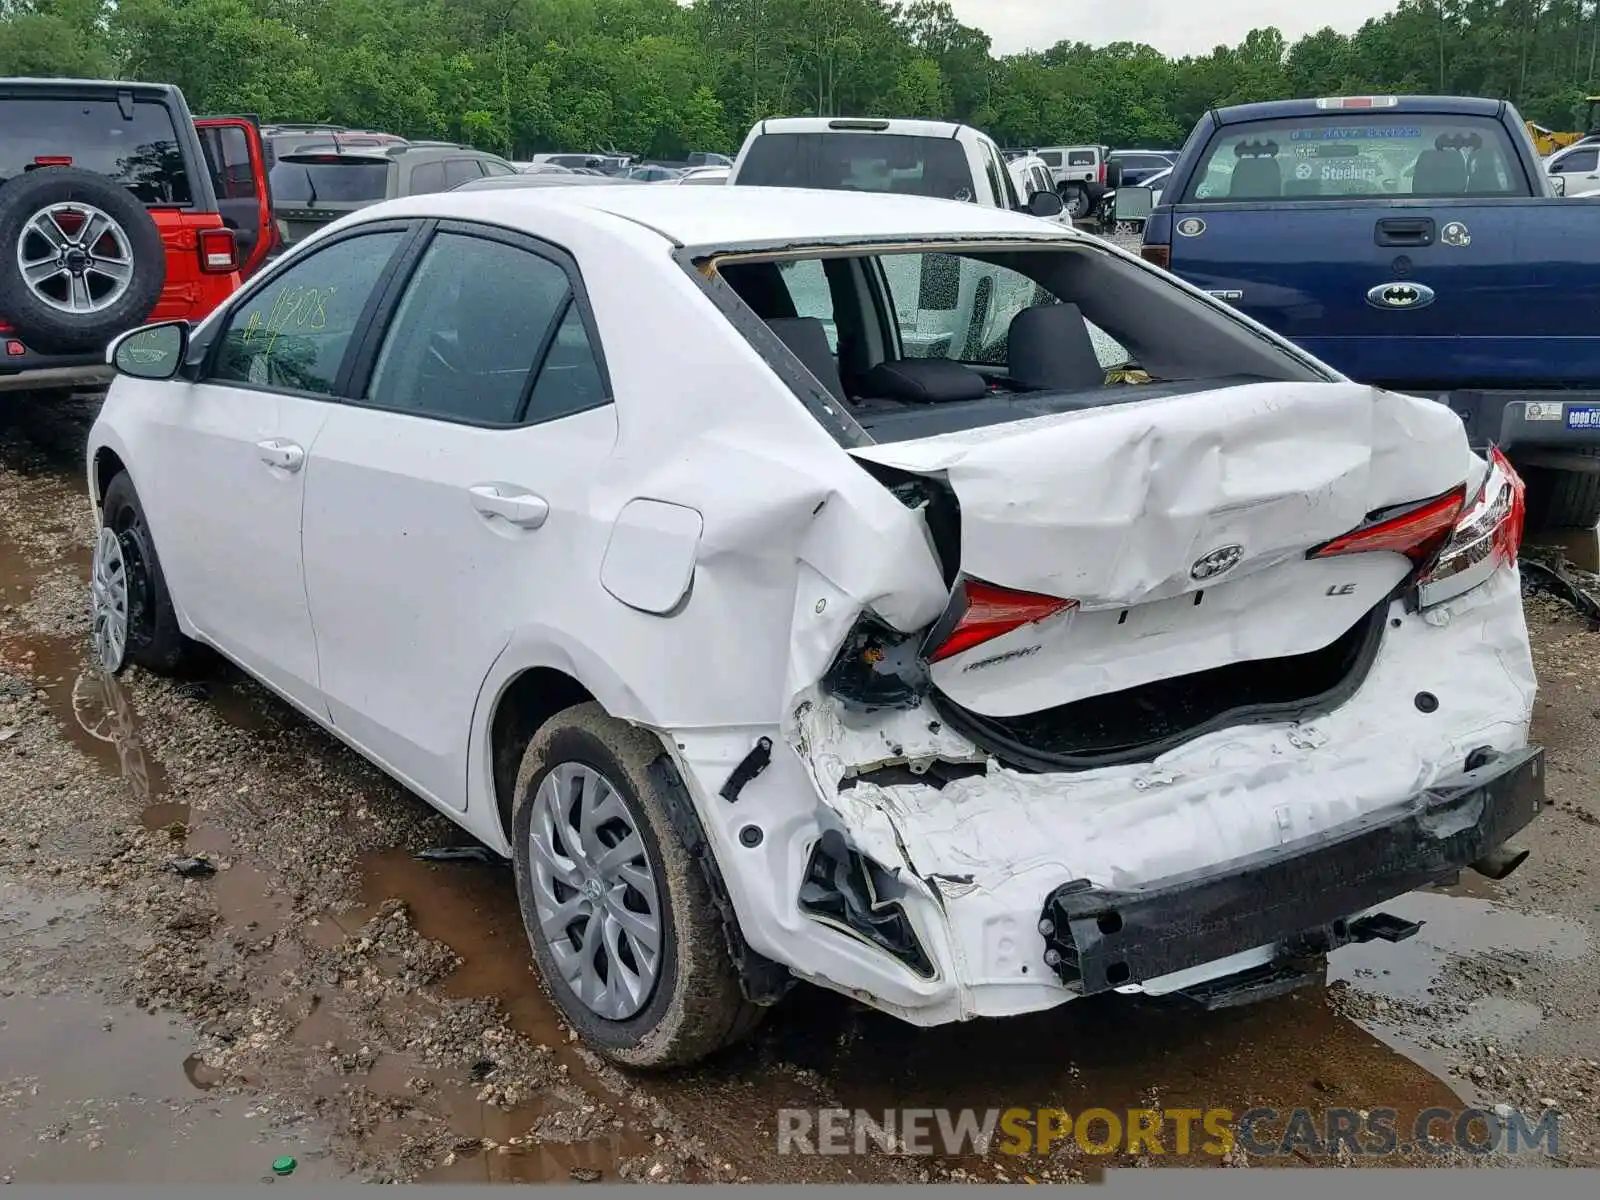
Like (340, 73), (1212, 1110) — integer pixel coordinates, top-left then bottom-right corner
(109, 321), (189, 381)
(1026, 189), (1065, 219)
(1551, 174), (1568, 196)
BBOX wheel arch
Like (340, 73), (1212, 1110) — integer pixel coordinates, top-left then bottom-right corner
(473, 631), (655, 851)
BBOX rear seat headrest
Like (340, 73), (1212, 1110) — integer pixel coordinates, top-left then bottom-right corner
(1007, 303), (1107, 392)
(861, 357), (988, 404)
(765, 316), (846, 402)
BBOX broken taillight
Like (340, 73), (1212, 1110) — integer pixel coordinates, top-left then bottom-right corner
(1307, 483), (1469, 566)
(1414, 448), (1526, 608)
(926, 578), (1077, 664)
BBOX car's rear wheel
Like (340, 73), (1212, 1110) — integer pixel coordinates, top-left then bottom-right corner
(92, 472), (197, 675)
(510, 702), (763, 1068)
(1062, 185), (1089, 219)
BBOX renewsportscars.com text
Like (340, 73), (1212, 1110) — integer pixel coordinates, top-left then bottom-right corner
(776, 1106), (1560, 1158)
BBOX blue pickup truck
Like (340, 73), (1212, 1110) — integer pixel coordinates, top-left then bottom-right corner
(1138, 95), (1600, 533)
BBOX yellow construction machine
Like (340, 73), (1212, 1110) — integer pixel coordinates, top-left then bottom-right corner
(1528, 95), (1600, 157)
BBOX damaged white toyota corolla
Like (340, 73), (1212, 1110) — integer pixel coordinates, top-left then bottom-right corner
(85, 184), (1543, 1068)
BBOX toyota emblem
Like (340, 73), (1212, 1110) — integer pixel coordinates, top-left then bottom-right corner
(1190, 544), (1244, 581)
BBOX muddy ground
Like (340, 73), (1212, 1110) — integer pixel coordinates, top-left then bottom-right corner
(2, 390), (1598, 1184)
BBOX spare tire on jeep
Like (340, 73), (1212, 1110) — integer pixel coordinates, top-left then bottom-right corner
(0, 167), (166, 355)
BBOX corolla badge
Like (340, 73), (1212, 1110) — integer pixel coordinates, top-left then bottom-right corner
(1367, 281), (1435, 310)
(1190, 544), (1244, 581)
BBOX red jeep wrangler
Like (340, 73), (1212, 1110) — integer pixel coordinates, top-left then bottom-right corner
(0, 78), (276, 395)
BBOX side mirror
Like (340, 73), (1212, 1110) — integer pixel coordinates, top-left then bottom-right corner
(1026, 189), (1065, 219)
(109, 320), (189, 381)
(1551, 174), (1568, 196)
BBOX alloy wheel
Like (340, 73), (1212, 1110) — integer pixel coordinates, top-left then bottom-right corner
(528, 762), (664, 1021)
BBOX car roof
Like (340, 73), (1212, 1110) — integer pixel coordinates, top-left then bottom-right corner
(754, 117), (968, 139)
(366, 185), (1083, 248)
(0, 77), (183, 103)
(1214, 95), (1504, 124)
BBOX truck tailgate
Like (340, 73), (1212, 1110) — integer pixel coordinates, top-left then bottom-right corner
(1166, 199), (1600, 390)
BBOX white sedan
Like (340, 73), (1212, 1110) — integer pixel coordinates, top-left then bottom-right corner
(89, 184), (1543, 1067)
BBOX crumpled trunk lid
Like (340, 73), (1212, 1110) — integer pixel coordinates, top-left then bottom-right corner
(849, 380), (1475, 719)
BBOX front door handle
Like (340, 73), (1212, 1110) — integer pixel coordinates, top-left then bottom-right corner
(257, 438), (304, 472)
(469, 484), (549, 530)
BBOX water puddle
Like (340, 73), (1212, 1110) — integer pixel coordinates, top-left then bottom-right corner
(0, 875), (347, 1184)
(1329, 890), (1588, 1004)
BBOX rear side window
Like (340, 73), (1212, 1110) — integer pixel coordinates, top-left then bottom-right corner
(1185, 113), (1528, 200)
(199, 125), (258, 199)
(269, 159), (389, 204)
(443, 158), (484, 187)
(736, 132), (978, 202)
(1038, 151), (1062, 166)
(0, 96), (192, 204)
(365, 231), (608, 426)
(409, 161), (447, 194)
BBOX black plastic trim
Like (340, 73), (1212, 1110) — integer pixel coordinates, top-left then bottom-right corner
(1040, 744), (1545, 994)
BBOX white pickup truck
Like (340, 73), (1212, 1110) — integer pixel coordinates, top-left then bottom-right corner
(728, 117), (1067, 358)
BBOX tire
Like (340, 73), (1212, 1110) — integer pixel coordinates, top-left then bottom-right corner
(92, 472), (197, 675)
(510, 702), (763, 1069)
(1062, 185), (1089, 219)
(0, 167), (167, 355)
(1523, 453), (1600, 532)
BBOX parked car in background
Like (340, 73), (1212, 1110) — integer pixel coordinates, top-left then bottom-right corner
(262, 123), (408, 159)
(1544, 142), (1600, 196)
(1107, 149), (1176, 187)
(1008, 153), (1072, 225)
(1034, 144), (1119, 218)
(1, 77), (271, 394)
(450, 172), (631, 192)
(626, 163), (684, 182)
(531, 152), (633, 175)
(89, 183), (1544, 1071)
(687, 151), (733, 167)
(1105, 166), (1172, 231)
(269, 143), (518, 249)
(730, 117), (1061, 219)
(1142, 93), (1600, 534)
(675, 166), (730, 185)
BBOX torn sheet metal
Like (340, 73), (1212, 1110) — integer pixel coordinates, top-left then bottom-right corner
(846, 381), (1477, 715)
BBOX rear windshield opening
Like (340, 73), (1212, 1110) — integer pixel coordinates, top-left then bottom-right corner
(1184, 113), (1527, 201)
(736, 132), (979, 202)
(1066, 151), (1097, 167)
(268, 159), (390, 204)
(707, 240), (1326, 445)
(0, 97), (192, 205)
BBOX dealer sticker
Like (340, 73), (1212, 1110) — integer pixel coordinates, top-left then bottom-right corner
(1524, 401), (1564, 421)
(1566, 406), (1600, 429)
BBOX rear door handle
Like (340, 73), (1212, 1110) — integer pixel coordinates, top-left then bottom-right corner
(256, 438), (304, 472)
(1374, 217), (1435, 247)
(469, 484), (549, 530)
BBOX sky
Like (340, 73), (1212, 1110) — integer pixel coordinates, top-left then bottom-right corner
(944, 0), (1403, 59)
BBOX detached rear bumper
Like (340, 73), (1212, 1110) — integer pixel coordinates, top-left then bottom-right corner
(1040, 745), (1545, 995)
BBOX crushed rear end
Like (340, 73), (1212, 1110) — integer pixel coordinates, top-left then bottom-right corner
(780, 379), (1541, 1022)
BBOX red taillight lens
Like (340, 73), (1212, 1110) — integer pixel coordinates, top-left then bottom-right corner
(1416, 448), (1525, 608)
(1097, 161), (1106, 184)
(1307, 484), (1469, 566)
(926, 578), (1077, 664)
(1141, 244), (1171, 269)
(33, 155), (73, 167)
(198, 227), (238, 274)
